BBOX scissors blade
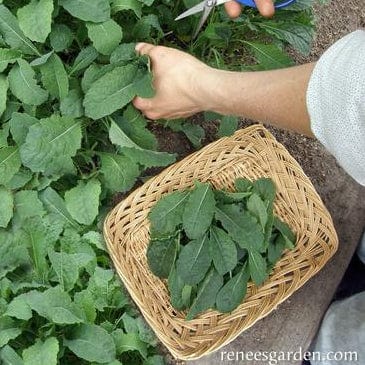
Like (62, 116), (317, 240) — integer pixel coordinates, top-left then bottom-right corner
(175, 1), (206, 21)
(192, 3), (214, 38)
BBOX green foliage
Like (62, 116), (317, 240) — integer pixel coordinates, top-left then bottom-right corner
(147, 237), (178, 278)
(0, 0), (316, 361)
(8, 59), (48, 105)
(148, 178), (296, 319)
(23, 337), (59, 365)
(64, 324), (116, 363)
(17, 0), (54, 43)
(182, 181), (216, 239)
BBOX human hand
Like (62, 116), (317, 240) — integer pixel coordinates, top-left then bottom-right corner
(224, 0), (275, 19)
(133, 43), (215, 120)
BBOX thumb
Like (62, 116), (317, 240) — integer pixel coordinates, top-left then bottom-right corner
(133, 96), (152, 110)
(135, 42), (156, 56)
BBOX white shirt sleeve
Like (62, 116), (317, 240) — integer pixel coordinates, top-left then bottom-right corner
(306, 30), (365, 186)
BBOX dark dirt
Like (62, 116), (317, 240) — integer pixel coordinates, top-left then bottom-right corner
(148, 1), (365, 364)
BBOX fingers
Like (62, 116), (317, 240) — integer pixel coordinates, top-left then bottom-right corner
(254, 0), (275, 18)
(133, 96), (151, 110)
(135, 42), (155, 56)
(224, 1), (242, 19)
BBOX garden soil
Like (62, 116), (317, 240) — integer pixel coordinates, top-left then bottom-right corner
(147, 1), (365, 363)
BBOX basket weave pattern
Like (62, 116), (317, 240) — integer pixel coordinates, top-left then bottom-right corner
(104, 125), (338, 360)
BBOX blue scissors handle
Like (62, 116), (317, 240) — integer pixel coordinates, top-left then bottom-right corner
(236, 0), (296, 9)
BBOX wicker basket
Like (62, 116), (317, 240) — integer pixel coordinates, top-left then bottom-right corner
(103, 125), (338, 360)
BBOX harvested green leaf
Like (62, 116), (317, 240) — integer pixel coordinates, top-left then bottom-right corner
(148, 190), (188, 236)
(182, 181), (216, 239)
(273, 216), (296, 246)
(216, 264), (250, 313)
(168, 266), (191, 310)
(209, 226), (237, 275)
(147, 237), (178, 278)
(247, 193), (268, 230)
(176, 235), (211, 285)
(252, 178), (276, 202)
(147, 177), (296, 319)
(186, 268), (223, 320)
(248, 250), (267, 286)
(215, 204), (264, 250)
(235, 178), (253, 192)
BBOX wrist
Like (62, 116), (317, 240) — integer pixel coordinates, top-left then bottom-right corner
(198, 68), (246, 115)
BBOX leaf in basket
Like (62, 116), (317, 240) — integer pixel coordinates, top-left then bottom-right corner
(273, 216), (296, 248)
(176, 235), (211, 285)
(209, 226), (237, 275)
(148, 190), (189, 237)
(248, 250), (267, 286)
(215, 204), (264, 251)
(147, 237), (178, 279)
(263, 209), (274, 251)
(168, 266), (192, 310)
(186, 268), (223, 320)
(247, 193), (268, 230)
(215, 263), (250, 313)
(252, 178), (276, 203)
(213, 190), (252, 204)
(234, 178), (253, 192)
(268, 233), (286, 264)
(182, 181), (216, 239)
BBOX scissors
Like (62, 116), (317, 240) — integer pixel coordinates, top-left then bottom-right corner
(175, 0), (297, 38)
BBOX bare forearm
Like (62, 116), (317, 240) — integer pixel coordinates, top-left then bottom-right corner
(201, 63), (316, 136)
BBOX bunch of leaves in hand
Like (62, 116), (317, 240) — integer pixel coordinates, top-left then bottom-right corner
(147, 178), (296, 320)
